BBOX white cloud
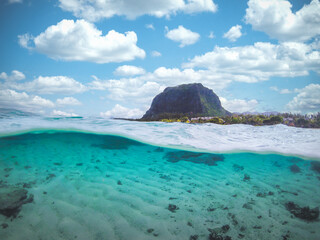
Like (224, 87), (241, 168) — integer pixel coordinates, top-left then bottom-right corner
(56, 97), (81, 106)
(52, 110), (78, 117)
(114, 65), (146, 76)
(100, 104), (144, 119)
(245, 0), (320, 42)
(6, 76), (86, 94)
(152, 67), (231, 89)
(89, 67), (233, 105)
(286, 84), (320, 113)
(18, 33), (33, 49)
(90, 77), (165, 104)
(8, 0), (23, 4)
(151, 51), (162, 57)
(0, 70), (25, 81)
(59, 0), (217, 22)
(270, 86), (293, 94)
(19, 19), (145, 63)
(223, 25), (242, 42)
(270, 86), (279, 92)
(146, 24), (155, 30)
(0, 89), (54, 110)
(183, 41), (320, 82)
(220, 97), (259, 113)
(279, 89), (291, 94)
(165, 25), (200, 47)
(208, 31), (215, 39)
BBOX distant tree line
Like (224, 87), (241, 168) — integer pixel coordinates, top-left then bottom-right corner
(152, 112), (320, 128)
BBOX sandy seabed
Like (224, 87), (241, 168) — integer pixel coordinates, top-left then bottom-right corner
(0, 131), (319, 240)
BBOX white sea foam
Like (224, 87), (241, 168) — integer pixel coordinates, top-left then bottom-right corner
(0, 116), (319, 159)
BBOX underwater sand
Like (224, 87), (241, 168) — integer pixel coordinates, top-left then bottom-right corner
(0, 130), (319, 240)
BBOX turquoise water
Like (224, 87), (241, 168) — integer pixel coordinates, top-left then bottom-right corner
(0, 130), (319, 240)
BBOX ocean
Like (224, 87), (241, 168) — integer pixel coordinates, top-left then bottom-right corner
(0, 115), (319, 239)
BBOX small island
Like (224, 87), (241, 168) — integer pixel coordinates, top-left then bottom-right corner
(138, 83), (320, 128)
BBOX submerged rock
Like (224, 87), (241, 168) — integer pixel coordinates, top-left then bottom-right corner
(310, 161), (320, 174)
(285, 201), (319, 221)
(167, 204), (179, 213)
(232, 164), (244, 172)
(0, 186), (33, 218)
(256, 191), (274, 197)
(290, 164), (301, 173)
(208, 225), (231, 240)
(242, 203), (253, 210)
(165, 151), (224, 166)
(91, 136), (142, 150)
(1, 223), (8, 229)
(243, 174), (250, 181)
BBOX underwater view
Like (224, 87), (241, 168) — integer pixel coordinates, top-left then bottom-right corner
(1, 0), (320, 239)
(0, 117), (319, 240)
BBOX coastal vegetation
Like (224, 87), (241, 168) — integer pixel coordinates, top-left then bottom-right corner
(158, 112), (320, 128)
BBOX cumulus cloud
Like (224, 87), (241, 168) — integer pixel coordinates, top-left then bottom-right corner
(151, 51), (162, 57)
(59, 0), (217, 22)
(0, 89), (54, 111)
(208, 31), (215, 39)
(146, 24), (155, 30)
(220, 97), (258, 113)
(90, 77), (164, 104)
(165, 25), (200, 47)
(223, 25), (242, 42)
(89, 66), (235, 105)
(245, 0), (320, 42)
(0, 70), (25, 81)
(56, 97), (81, 106)
(286, 84), (320, 113)
(114, 65), (146, 76)
(52, 110), (78, 117)
(270, 86), (295, 94)
(151, 67), (231, 89)
(100, 104), (144, 119)
(6, 76), (86, 94)
(183, 41), (320, 82)
(18, 19), (145, 63)
(18, 33), (33, 49)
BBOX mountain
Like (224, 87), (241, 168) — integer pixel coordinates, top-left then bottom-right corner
(141, 83), (231, 120)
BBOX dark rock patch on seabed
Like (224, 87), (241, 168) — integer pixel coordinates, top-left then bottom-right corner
(91, 135), (142, 150)
(310, 161), (320, 174)
(0, 186), (33, 218)
(290, 164), (301, 173)
(285, 201), (319, 221)
(243, 174), (250, 181)
(164, 151), (224, 166)
(167, 204), (179, 213)
(232, 164), (244, 171)
(208, 225), (231, 240)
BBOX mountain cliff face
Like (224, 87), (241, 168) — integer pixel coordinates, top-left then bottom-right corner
(142, 83), (231, 120)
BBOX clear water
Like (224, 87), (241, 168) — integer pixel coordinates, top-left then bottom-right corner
(0, 130), (319, 240)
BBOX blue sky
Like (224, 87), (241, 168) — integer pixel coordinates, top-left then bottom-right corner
(0, 0), (319, 117)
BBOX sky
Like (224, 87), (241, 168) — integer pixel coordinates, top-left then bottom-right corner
(0, 0), (319, 118)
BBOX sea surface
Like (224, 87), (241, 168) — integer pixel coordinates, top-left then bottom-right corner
(0, 115), (319, 240)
